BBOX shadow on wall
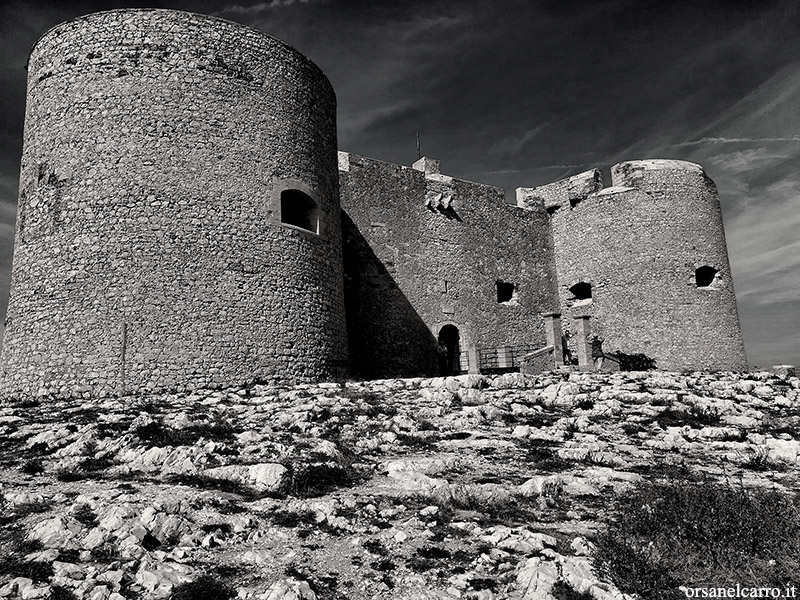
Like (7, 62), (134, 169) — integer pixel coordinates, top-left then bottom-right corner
(341, 211), (438, 379)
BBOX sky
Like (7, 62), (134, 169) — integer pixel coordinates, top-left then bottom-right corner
(0, 0), (798, 369)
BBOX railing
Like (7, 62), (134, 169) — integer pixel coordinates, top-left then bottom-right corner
(477, 344), (539, 374)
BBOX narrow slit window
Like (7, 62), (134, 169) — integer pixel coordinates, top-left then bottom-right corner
(569, 281), (592, 300)
(695, 266), (717, 287)
(281, 189), (319, 234)
(496, 281), (515, 303)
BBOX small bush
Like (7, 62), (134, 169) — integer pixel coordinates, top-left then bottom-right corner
(0, 527), (43, 554)
(20, 459), (44, 475)
(362, 539), (389, 556)
(55, 456), (114, 482)
(519, 440), (574, 472)
(210, 564), (245, 579)
(171, 575), (235, 600)
(166, 474), (258, 497)
(48, 585), (78, 600)
(13, 500), (52, 517)
(595, 479), (800, 599)
(551, 580), (594, 599)
(73, 504), (99, 527)
(283, 563), (341, 598)
(370, 558), (396, 572)
(269, 508), (317, 528)
(0, 558), (54, 582)
(90, 542), (120, 562)
(185, 416), (240, 442)
(621, 422), (645, 435)
(95, 421), (129, 439)
(78, 455), (116, 472)
(468, 577), (498, 591)
(612, 352), (657, 371)
(655, 405), (720, 429)
(721, 428), (748, 442)
(56, 548), (81, 563)
(200, 523), (232, 535)
(740, 447), (787, 472)
(283, 461), (364, 498)
(56, 468), (85, 482)
(135, 421), (194, 447)
(395, 432), (438, 448)
(421, 484), (539, 527)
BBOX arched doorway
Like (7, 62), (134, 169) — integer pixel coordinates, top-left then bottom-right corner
(437, 325), (461, 376)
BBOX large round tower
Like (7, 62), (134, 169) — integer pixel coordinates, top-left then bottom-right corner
(0, 9), (348, 398)
(547, 159), (747, 371)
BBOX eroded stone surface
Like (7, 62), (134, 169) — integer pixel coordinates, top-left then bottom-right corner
(0, 370), (796, 599)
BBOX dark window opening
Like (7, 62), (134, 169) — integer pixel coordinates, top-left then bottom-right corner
(281, 189), (319, 234)
(695, 266), (717, 287)
(437, 324), (461, 376)
(496, 281), (515, 303)
(569, 282), (592, 300)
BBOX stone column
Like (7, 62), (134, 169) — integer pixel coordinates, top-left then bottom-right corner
(468, 346), (480, 375)
(542, 312), (564, 367)
(574, 315), (593, 371)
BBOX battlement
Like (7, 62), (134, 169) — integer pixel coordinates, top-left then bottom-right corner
(338, 151), (413, 175)
(412, 156), (441, 175)
(516, 158), (717, 217)
(516, 169), (603, 213)
(338, 151), (531, 215)
(611, 159), (712, 190)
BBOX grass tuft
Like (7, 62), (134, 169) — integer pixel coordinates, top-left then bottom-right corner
(551, 580), (594, 599)
(171, 575), (235, 600)
(595, 479), (800, 599)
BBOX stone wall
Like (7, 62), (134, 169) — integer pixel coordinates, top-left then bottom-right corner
(0, 9), (348, 398)
(520, 159), (747, 371)
(339, 152), (559, 379)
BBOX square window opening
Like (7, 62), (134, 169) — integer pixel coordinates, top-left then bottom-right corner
(496, 281), (516, 304)
(281, 189), (319, 234)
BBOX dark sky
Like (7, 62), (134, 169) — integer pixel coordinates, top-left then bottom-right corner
(0, 0), (798, 368)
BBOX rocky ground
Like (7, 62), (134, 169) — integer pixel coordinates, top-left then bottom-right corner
(0, 370), (798, 600)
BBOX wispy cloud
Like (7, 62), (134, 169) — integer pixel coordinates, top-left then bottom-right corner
(669, 136), (800, 148)
(216, 0), (314, 15)
(726, 177), (800, 305)
(532, 164), (590, 171)
(491, 123), (549, 157)
(706, 147), (790, 171)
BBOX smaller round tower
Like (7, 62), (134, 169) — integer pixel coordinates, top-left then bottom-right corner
(548, 159), (747, 371)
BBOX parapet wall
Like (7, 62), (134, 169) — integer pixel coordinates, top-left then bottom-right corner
(339, 152), (559, 379)
(0, 9), (348, 398)
(517, 169), (604, 212)
(538, 159), (747, 371)
(610, 159), (706, 188)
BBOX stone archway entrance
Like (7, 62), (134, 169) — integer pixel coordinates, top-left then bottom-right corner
(438, 324), (461, 376)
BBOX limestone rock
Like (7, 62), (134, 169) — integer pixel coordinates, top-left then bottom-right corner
(262, 578), (317, 600)
(248, 463), (289, 492)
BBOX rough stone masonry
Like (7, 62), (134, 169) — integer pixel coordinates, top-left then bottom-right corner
(0, 9), (748, 400)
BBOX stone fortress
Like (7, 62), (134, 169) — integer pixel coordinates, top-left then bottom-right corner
(0, 9), (748, 399)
